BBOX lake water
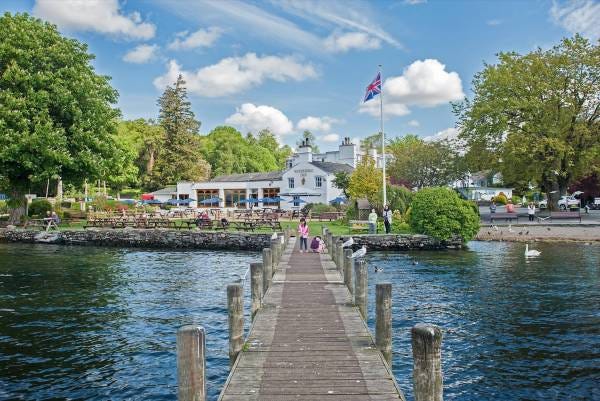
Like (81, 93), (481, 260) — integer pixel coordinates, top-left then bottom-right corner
(0, 241), (598, 400)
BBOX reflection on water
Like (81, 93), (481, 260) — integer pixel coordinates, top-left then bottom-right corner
(0, 244), (257, 401)
(1, 242), (599, 400)
(365, 241), (600, 401)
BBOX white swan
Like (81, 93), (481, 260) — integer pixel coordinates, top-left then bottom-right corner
(351, 245), (367, 259)
(342, 237), (354, 248)
(271, 232), (277, 240)
(525, 244), (541, 257)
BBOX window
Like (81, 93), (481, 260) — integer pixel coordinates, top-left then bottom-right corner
(263, 188), (280, 206)
(224, 189), (246, 208)
(315, 176), (322, 188)
(293, 195), (300, 207)
(179, 194), (190, 200)
(196, 189), (219, 208)
(288, 178), (295, 188)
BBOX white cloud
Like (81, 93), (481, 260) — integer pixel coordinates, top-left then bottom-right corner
(407, 119), (420, 127)
(296, 116), (339, 132)
(321, 134), (340, 143)
(360, 59), (464, 117)
(153, 53), (318, 97)
(324, 31), (381, 52)
(404, 0), (426, 4)
(225, 103), (293, 136)
(123, 44), (159, 64)
(33, 0), (155, 40)
(168, 27), (223, 50)
(487, 19), (502, 26)
(423, 127), (460, 142)
(550, 0), (600, 39)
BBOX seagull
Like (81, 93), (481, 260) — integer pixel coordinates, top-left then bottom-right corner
(342, 237), (354, 248)
(351, 245), (367, 259)
(493, 225), (499, 231)
(374, 266), (383, 272)
(271, 232), (277, 240)
(525, 244), (541, 257)
(508, 225), (514, 233)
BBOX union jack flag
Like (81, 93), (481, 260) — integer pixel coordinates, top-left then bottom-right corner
(363, 72), (381, 102)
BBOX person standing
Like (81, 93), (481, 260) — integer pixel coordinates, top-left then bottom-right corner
(298, 218), (309, 252)
(527, 202), (536, 222)
(383, 205), (392, 234)
(368, 208), (378, 234)
(490, 201), (497, 214)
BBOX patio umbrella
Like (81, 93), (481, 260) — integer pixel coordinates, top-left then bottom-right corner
(239, 198), (259, 204)
(199, 197), (221, 205)
(288, 198), (307, 204)
(119, 199), (137, 205)
(269, 196), (286, 202)
(329, 196), (346, 205)
(259, 197), (273, 203)
(167, 198), (196, 205)
(143, 199), (163, 205)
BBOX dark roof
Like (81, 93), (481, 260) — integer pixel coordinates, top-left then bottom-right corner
(211, 171), (283, 183)
(310, 161), (354, 174)
(151, 186), (176, 195)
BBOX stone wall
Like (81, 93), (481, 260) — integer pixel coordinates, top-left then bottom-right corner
(0, 228), (272, 250)
(333, 234), (463, 250)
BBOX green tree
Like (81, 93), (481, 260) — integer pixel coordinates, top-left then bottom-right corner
(387, 135), (465, 188)
(332, 171), (351, 198)
(257, 129), (293, 168)
(360, 132), (383, 152)
(297, 130), (320, 153)
(348, 157), (382, 205)
(409, 187), (480, 242)
(454, 35), (600, 205)
(151, 75), (210, 188)
(0, 13), (123, 223)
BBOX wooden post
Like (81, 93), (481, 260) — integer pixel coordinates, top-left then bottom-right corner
(344, 249), (353, 293)
(354, 259), (368, 320)
(262, 248), (272, 295)
(270, 238), (278, 267)
(250, 262), (263, 320)
(331, 236), (337, 265)
(376, 283), (392, 366)
(177, 325), (206, 401)
(411, 324), (443, 401)
(326, 232), (333, 254)
(336, 239), (344, 271)
(227, 283), (244, 366)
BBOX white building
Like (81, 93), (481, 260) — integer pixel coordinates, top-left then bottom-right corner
(453, 171), (513, 201)
(165, 138), (356, 210)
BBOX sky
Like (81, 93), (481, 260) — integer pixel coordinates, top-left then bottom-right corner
(3, 0), (600, 151)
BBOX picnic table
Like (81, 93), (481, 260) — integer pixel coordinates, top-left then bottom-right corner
(25, 218), (59, 231)
(348, 219), (375, 234)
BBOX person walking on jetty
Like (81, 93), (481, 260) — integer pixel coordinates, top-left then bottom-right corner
(298, 218), (309, 252)
(368, 209), (378, 234)
(528, 202), (536, 222)
(383, 205), (392, 234)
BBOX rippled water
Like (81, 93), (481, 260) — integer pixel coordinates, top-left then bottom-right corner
(0, 244), (257, 401)
(1, 242), (599, 401)
(365, 241), (600, 401)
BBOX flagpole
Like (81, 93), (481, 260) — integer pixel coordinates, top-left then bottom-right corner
(379, 64), (387, 207)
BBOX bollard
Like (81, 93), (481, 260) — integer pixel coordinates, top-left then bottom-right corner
(270, 238), (279, 268)
(177, 325), (206, 401)
(262, 248), (272, 295)
(376, 283), (392, 366)
(412, 324), (443, 401)
(336, 239), (344, 271)
(354, 259), (368, 320)
(326, 232), (333, 254)
(331, 236), (338, 265)
(227, 283), (244, 366)
(344, 249), (353, 293)
(250, 262), (263, 319)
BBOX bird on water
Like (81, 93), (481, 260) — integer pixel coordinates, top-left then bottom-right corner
(525, 244), (541, 257)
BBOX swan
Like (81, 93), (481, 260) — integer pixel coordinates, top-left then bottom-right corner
(342, 237), (354, 248)
(351, 245), (367, 259)
(271, 232), (277, 240)
(525, 244), (541, 257)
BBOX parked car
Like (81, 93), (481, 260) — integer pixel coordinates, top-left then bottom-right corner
(538, 195), (580, 210)
(589, 198), (600, 210)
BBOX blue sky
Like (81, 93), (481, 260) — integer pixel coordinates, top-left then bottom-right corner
(3, 0), (599, 150)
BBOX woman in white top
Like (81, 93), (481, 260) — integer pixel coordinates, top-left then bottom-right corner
(527, 202), (536, 222)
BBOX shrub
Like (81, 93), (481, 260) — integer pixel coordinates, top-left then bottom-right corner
(311, 203), (337, 215)
(0, 200), (7, 215)
(28, 199), (52, 217)
(493, 192), (508, 205)
(409, 187), (480, 241)
(386, 185), (413, 214)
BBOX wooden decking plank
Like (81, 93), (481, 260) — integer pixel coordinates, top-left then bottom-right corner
(218, 237), (405, 401)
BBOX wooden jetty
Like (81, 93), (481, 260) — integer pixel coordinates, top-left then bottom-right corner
(177, 228), (443, 401)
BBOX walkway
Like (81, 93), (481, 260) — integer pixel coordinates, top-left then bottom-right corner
(219, 238), (404, 401)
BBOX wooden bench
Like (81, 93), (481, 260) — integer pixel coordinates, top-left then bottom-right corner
(25, 218), (58, 231)
(348, 219), (375, 234)
(490, 212), (519, 223)
(538, 211), (581, 223)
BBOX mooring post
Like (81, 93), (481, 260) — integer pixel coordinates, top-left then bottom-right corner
(344, 248), (353, 293)
(262, 248), (272, 295)
(412, 324), (443, 401)
(376, 283), (392, 366)
(177, 325), (206, 401)
(326, 232), (333, 254)
(250, 262), (263, 320)
(354, 259), (368, 320)
(336, 239), (344, 271)
(270, 238), (279, 268)
(331, 236), (338, 265)
(227, 283), (244, 366)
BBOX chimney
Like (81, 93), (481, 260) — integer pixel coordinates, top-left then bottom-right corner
(297, 137), (313, 163)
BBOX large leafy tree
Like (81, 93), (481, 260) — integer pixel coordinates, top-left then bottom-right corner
(296, 130), (320, 153)
(256, 129), (293, 168)
(0, 13), (123, 222)
(347, 156), (382, 205)
(151, 75), (210, 188)
(454, 35), (600, 203)
(387, 135), (465, 188)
